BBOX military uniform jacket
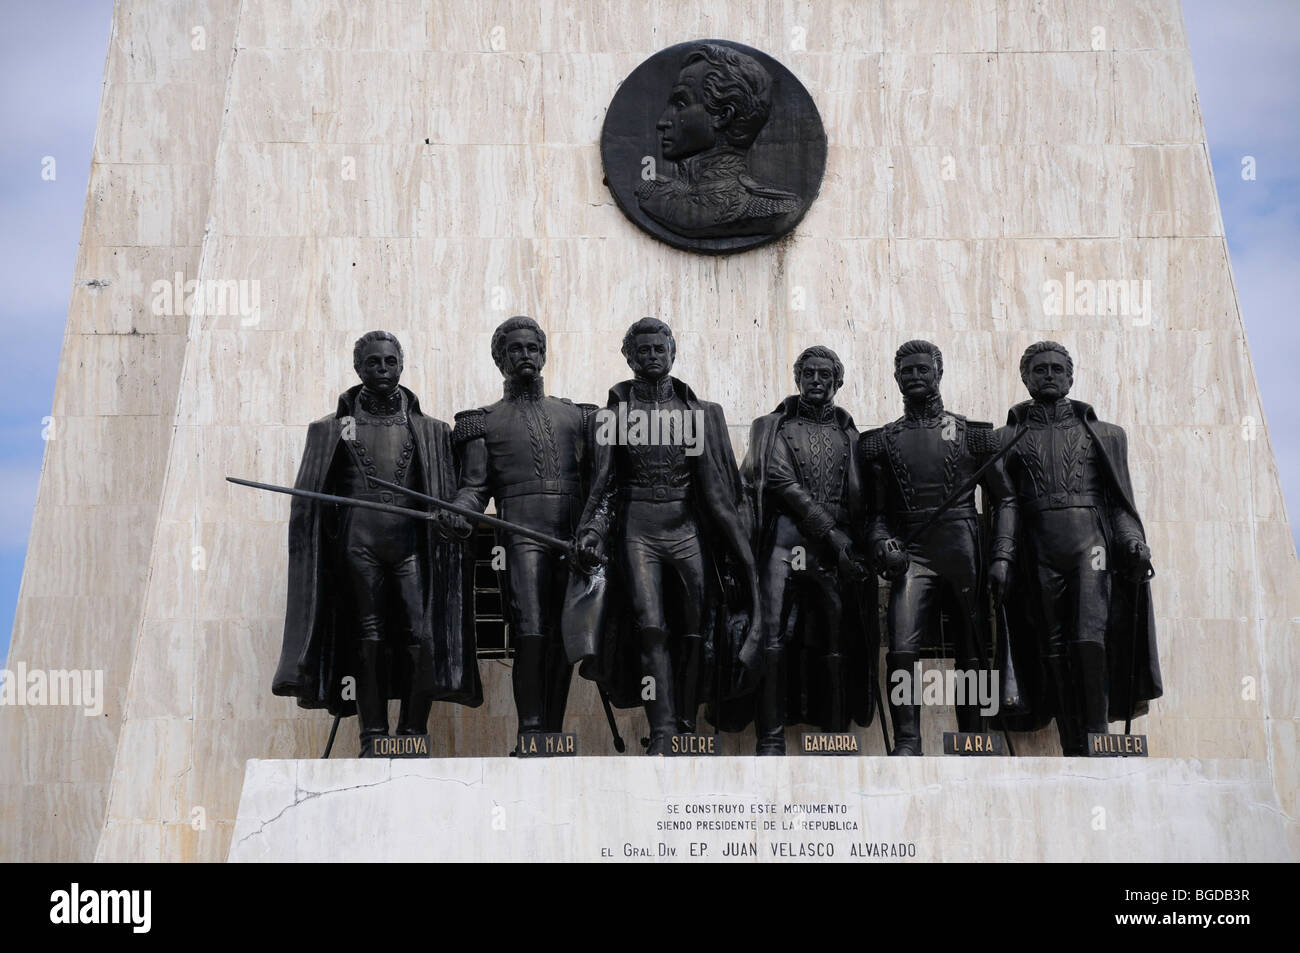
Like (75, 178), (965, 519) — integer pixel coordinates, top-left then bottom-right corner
(857, 399), (1015, 563)
(636, 148), (800, 238)
(742, 396), (864, 560)
(450, 376), (597, 514)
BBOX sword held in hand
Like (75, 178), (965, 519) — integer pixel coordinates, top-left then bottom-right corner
(226, 476), (576, 555)
(899, 423), (1028, 550)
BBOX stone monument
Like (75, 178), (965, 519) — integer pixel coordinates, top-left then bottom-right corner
(0, 0), (1295, 862)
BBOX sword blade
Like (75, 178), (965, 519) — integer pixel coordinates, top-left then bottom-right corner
(360, 473), (574, 555)
(900, 424), (1028, 548)
(226, 476), (437, 521)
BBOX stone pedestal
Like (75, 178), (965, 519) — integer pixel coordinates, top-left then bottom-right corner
(228, 757), (1290, 862)
(2, 0), (1296, 864)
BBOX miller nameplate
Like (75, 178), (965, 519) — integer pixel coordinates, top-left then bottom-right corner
(665, 733), (719, 756)
(801, 733), (860, 755)
(1087, 733), (1149, 757)
(942, 732), (1004, 756)
(367, 735), (430, 759)
(516, 732), (577, 758)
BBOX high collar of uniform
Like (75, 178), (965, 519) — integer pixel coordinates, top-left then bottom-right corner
(677, 146), (746, 185)
(503, 375), (545, 401)
(358, 387), (404, 417)
(1029, 396), (1075, 423)
(632, 375), (675, 402)
(796, 397), (837, 423)
(903, 394), (944, 421)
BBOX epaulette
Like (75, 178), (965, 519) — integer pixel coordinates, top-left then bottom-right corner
(858, 427), (885, 462)
(965, 420), (999, 456)
(451, 408), (486, 445)
(738, 173), (799, 201)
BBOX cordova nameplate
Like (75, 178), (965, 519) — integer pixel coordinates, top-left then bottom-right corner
(366, 735), (430, 759)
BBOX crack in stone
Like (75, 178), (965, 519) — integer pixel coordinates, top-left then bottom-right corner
(235, 767), (488, 849)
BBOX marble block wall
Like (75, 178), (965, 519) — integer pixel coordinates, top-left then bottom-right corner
(3, 0), (1295, 862)
(0, 0), (241, 862)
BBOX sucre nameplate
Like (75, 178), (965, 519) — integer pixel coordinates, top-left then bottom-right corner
(801, 732), (861, 755)
(516, 732), (577, 757)
(1087, 733), (1148, 757)
(666, 733), (719, 756)
(942, 732), (1004, 756)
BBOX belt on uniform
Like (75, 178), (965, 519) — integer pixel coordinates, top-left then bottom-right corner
(895, 505), (978, 524)
(622, 486), (691, 502)
(1023, 494), (1104, 514)
(348, 487), (411, 506)
(496, 478), (581, 499)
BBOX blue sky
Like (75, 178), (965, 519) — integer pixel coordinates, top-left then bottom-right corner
(1, 1), (1297, 663)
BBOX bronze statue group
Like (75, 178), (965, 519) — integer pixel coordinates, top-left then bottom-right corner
(258, 317), (1161, 758)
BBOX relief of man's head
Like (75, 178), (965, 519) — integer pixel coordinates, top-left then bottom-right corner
(656, 43), (775, 161)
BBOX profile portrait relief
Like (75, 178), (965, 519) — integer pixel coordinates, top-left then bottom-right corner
(600, 39), (826, 254)
(636, 43), (801, 239)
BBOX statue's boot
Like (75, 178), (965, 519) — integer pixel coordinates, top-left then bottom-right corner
(823, 652), (848, 732)
(887, 652), (922, 756)
(396, 644), (432, 737)
(640, 626), (676, 755)
(675, 633), (703, 734)
(1043, 652), (1084, 756)
(356, 640), (390, 757)
(954, 656), (985, 733)
(542, 633), (573, 733)
(512, 634), (547, 750)
(1072, 641), (1110, 745)
(754, 648), (786, 756)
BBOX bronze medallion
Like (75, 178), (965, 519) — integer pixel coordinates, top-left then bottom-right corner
(600, 39), (827, 254)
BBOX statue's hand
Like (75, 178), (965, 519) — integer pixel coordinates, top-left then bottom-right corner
(874, 538), (910, 581)
(434, 511), (473, 541)
(1125, 539), (1153, 583)
(988, 558), (1012, 605)
(837, 546), (869, 583)
(574, 529), (605, 573)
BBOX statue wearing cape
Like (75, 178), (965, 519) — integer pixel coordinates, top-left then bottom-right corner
(562, 377), (761, 728)
(272, 384), (482, 715)
(739, 396), (877, 732)
(995, 399), (1161, 732)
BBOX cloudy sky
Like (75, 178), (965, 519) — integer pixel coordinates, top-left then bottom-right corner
(1, 1), (1297, 661)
